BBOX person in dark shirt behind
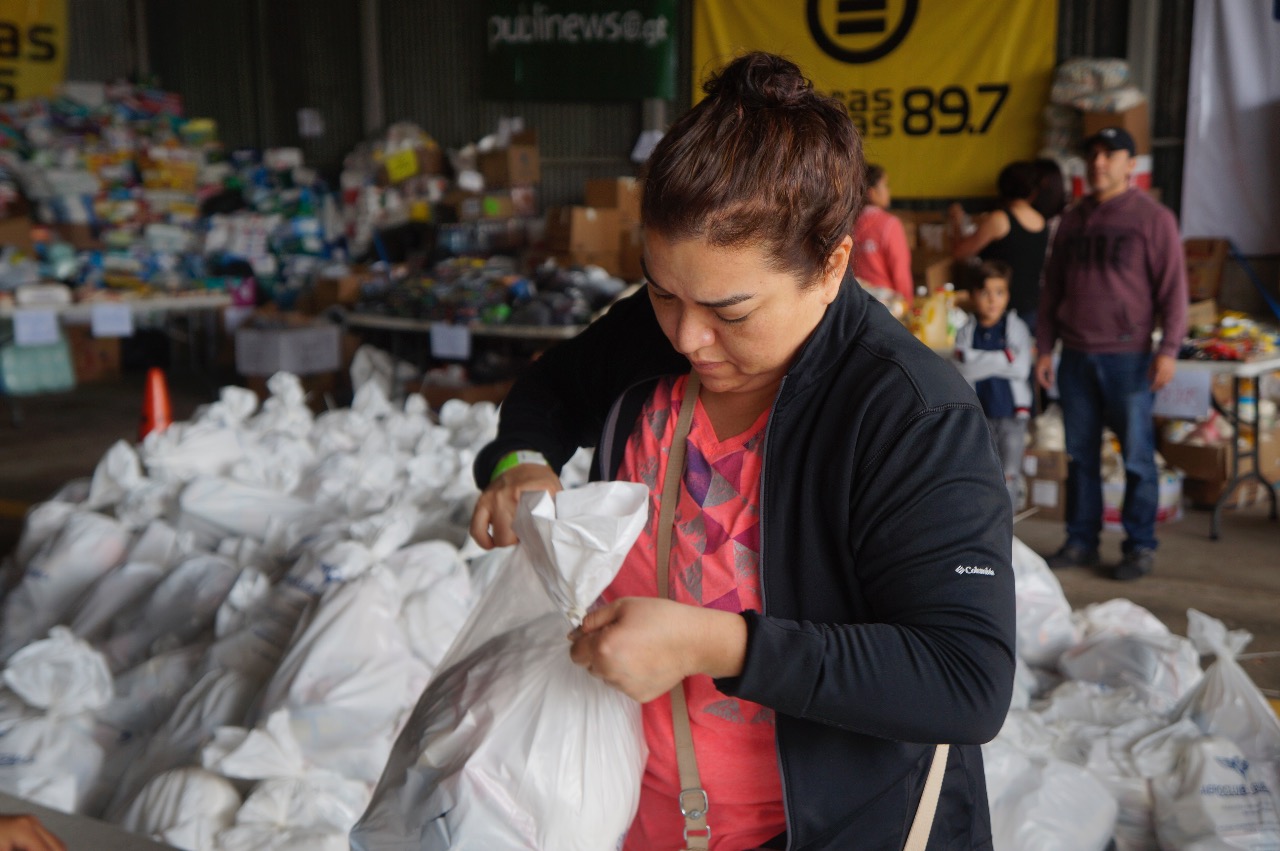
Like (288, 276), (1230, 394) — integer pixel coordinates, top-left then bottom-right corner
(1034, 126), (1189, 581)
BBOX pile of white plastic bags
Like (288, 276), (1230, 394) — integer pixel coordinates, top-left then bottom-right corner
(0, 368), (1276, 851)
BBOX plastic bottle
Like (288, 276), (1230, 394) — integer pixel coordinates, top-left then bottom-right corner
(941, 283), (958, 345)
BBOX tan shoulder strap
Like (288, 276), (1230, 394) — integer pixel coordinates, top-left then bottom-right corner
(655, 372), (709, 850)
(903, 744), (949, 851)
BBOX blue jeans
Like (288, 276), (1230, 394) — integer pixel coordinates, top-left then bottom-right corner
(1057, 349), (1158, 553)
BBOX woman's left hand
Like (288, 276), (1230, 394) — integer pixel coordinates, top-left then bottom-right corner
(569, 597), (747, 703)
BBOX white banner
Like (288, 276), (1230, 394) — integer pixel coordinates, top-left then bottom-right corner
(1181, 1), (1280, 254)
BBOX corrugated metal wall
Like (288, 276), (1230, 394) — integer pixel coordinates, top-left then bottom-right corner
(72, 0), (1196, 212)
(145, 0), (262, 154)
(66, 0), (135, 82)
(1149, 0), (1194, 218)
(142, 0), (364, 177)
(378, 0), (642, 208)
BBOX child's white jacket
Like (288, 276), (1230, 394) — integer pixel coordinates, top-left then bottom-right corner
(952, 309), (1034, 413)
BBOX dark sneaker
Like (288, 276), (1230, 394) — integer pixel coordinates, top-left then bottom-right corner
(1045, 543), (1100, 569)
(1113, 549), (1154, 581)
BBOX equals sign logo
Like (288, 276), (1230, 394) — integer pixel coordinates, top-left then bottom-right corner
(837, 0), (888, 35)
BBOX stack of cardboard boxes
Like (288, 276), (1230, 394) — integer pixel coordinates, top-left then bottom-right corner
(585, 177), (644, 281)
(542, 176), (644, 280)
(1161, 376), (1280, 508)
(440, 130), (541, 228)
(1183, 237), (1228, 331)
(1021, 446), (1069, 521)
(892, 210), (955, 296)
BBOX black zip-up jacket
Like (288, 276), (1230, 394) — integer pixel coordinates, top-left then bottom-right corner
(475, 277), (1016, 850)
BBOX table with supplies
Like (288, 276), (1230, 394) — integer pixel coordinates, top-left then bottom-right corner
(1165, 354), (1280, 539)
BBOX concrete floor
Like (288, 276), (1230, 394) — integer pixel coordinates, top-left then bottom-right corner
(2, 367), (1278, 701)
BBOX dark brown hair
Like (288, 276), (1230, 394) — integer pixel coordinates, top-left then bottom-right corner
(1030, 157), (1067, 219)
(974, 259), (1013, 289)
(996, 161), (1038, 201)
(864, 163), (886, 191)
(640, 52), (864, 284)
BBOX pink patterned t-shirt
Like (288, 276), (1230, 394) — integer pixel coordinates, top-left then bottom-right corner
(605, 374), (785, 851)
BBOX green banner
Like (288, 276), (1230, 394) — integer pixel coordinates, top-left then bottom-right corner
(484, 0), (676, 101)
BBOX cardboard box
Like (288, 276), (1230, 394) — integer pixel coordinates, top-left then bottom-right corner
(1023, 477), (1066, 521)
(618, 224), (643, 281)
(584, 177), (642, 228)
(376, 144), (445, 186)
(911, 251), (954, 295)
(235, 319), (341, 377)
(1103, 471), (1183, 530)
(543, 206), (621, 253)
(1184, 238), (1229, 302)
(478, 144), (541, 188)
(1019, 447), (1069, 520)
(53, 223), (103, 251)
(296, 272), (367, 315)
(1182, 477), (1273, 509)
(1159, 425), (1280, 504)
(893, 210), (950, 253)
(64, 324), (121, 383)
(443, 190), (518, 223)
(0, 215), (35, 253)
(1022, 448), (1069, 481)
(553, 248), (622, 277)
(1082, 101), (1151, 155)
(1186, 298), (1218, 331)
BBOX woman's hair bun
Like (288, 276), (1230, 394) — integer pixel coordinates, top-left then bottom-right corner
(702, 51), (813, 109)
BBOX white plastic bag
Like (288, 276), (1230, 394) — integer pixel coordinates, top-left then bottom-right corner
(351, 482), (649, 851)
(1011, 537), (1080, 668)
(1179, 609), (1280, 763)
(100, 553), (241, 673)
(985, 735), (1119, 851)
(253, 566), (431, 782)
(0, 510), (130, 660)
(119, 767), (242, 851)
(216, 773), (369, 851)
(1152, 736), (1280, 850)
(1060, 599), (1203, 713)
(0, 628), (113, 812)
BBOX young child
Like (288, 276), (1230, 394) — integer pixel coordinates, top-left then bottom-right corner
(952, 260), (1034, 511)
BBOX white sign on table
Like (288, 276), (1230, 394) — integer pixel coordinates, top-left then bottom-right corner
(12, 308), (59, 347)
(430, 323), (472, 360)
(223, 305), (255, 334)
(90, 303), (135, 338)
(1154, 369), (1213, 420)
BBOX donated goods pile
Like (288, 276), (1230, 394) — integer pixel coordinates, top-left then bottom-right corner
(0, 378), (1278, 850)
(0, 80), (569, 319)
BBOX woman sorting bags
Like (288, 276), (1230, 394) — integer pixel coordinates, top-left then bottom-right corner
(470, 52), (1015, 851)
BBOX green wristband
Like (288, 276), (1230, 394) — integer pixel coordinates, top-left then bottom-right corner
(491, 449), (549, 482)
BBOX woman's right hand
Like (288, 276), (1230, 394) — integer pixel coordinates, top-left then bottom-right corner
(0, 813), (65, 850)
(469, 463), (564, 549)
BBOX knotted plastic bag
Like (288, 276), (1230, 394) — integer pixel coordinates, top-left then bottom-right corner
(351, 481), (649, 851)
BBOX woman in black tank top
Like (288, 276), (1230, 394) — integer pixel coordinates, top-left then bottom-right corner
(950, 161), (1049, 334)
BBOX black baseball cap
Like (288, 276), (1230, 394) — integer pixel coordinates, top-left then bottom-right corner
(1082, 126), (1136, 156)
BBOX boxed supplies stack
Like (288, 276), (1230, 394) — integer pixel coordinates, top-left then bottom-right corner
(584, 177), (643, 281)
(542, 206), (622, 276)
(1021, 446), (1069, 521)
(477, 129), (540, 189)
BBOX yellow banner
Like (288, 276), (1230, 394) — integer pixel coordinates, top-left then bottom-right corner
(0, 0), (67, 102)
(693, 0), (1058, 198)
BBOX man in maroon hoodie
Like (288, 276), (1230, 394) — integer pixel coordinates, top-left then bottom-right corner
(1034, 126), (1188, 581)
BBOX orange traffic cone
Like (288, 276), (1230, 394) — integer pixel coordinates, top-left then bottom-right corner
(139, 367), (172, 441)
